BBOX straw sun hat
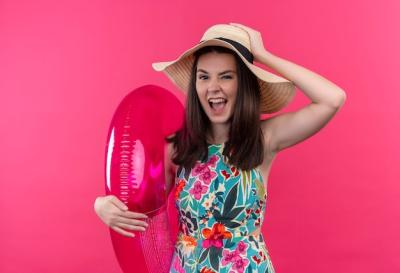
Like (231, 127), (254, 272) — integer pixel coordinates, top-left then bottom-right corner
(152, 23), (296, 114)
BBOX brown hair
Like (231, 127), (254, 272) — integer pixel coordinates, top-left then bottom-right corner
(165, 45), (265, 171)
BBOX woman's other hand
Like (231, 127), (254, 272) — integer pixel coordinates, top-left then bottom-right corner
(94, 195), (149, 238)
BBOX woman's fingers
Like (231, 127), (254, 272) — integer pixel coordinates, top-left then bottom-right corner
(117, 210), (149, 228)
(108, 216), (149, 237)
(117, 222), (147, 232)
(117, 215), (149, 228)
(111, 225), (136, 238)
(121, 210), (149, 219)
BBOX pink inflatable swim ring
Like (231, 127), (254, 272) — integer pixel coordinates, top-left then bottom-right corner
(104, 84), (184, 273)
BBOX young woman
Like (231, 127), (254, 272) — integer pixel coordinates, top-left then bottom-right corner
(94, 23), (346, 273)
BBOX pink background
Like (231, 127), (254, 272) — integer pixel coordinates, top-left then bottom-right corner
(1, 0), (399, 272)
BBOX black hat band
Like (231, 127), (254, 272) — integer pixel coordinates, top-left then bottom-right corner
(199, 37), (254, 64)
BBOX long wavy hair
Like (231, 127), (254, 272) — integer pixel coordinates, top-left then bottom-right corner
(165, 45), (265, 171)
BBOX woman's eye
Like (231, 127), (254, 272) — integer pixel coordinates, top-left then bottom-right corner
(198, 75), (232, 80)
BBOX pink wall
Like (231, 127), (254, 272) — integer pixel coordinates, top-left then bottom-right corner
(1, 0), (399, 272)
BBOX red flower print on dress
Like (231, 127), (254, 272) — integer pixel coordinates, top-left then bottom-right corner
(235, 241), (248, 254)
(230, 166), (240, 176)
(201, 222), (232, 248)
(207, 155), (218, 166)
(193, 155), (218, 176)
(221, 249), (241, 266)
(200, 267), (217, 273)
(230, 256), (249, 273)
(189, 180), (208, 200)
(193, 163), (209, 176)
(252, 250), (267, 265)
(199, 169), (217, 185)
(221, 170), (230, 180)
(175, 179), (186, 200)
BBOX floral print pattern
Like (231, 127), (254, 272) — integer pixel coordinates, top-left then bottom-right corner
(170, 143), (275, 273)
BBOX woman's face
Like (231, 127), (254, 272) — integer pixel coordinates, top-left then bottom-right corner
(195, 51), (238, 124)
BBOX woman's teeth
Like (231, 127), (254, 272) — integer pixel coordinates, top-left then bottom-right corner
(208, 98), (227, 111)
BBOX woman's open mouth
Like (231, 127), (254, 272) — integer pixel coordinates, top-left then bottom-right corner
(208, 98), (228, 114)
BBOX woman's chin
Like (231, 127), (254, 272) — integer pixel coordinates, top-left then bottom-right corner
(207, 114), (232, 124)
(205, 105), (233, 124)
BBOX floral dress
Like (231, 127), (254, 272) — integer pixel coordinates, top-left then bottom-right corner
(169, 143), (275, 273)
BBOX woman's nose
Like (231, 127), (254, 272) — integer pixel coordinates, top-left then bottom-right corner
(207, 78), (222, 92)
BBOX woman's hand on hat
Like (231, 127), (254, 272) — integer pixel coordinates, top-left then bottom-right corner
(229, 23), (267, 62)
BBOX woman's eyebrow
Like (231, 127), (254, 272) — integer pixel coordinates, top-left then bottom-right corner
(196, 69), (236, 75)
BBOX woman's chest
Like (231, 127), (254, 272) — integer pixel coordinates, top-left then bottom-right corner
(174, 155), (266, 218)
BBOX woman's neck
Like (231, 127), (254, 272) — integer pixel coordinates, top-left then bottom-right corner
(207, 123), (230, 144)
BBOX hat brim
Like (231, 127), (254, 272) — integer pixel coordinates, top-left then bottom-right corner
(152, 39), (291, 84)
